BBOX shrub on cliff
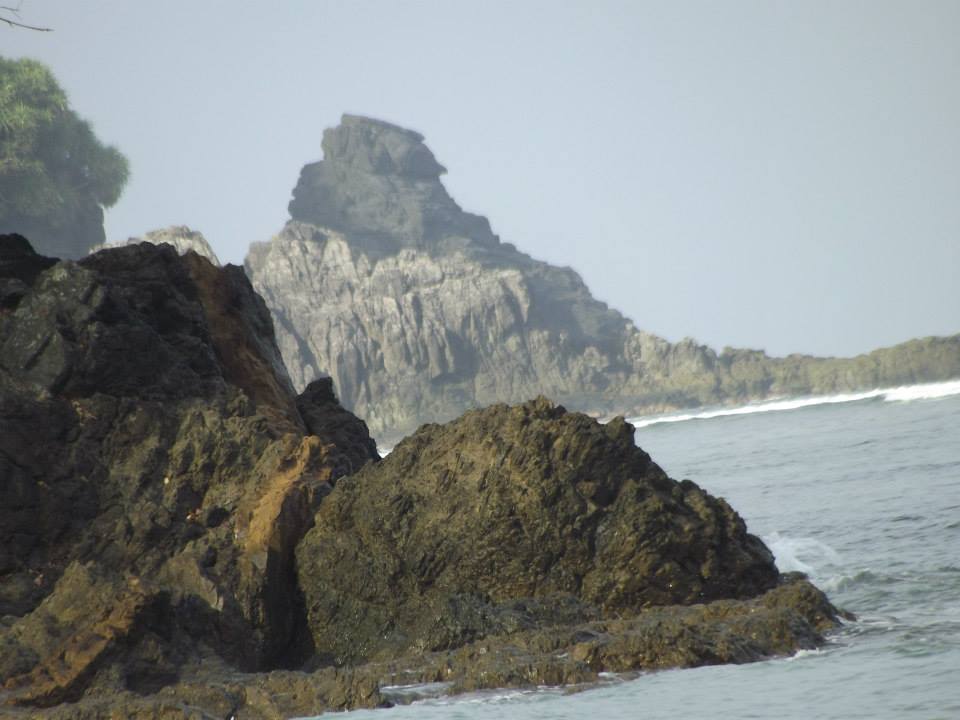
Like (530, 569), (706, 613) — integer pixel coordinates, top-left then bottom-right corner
(0, 57), (128, 257)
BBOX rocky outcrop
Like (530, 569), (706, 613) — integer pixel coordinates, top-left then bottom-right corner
(1, 234), (846, 718)
(245, 115), (960, 444)
(0, 235), (377, 710)
(90, 226), (221, 266)
(296, 398), (780, 665)
(0, 575), (840, 719)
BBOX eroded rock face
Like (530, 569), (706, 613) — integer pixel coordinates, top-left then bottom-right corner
(296, 398), (779, 665)
(0, 236), (378, 708)
(246, 115), (960, 444)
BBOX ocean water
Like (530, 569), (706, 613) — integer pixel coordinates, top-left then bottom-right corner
(330, 381), (960, 720)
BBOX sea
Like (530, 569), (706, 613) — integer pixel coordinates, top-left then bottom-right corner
(326, 380), (960, 720)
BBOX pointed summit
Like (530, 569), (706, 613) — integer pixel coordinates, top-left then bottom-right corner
(288, 115), (493, 250)
(321, 114), (446, 178)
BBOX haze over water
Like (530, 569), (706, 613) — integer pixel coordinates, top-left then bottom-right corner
(334, 384), (960, 720)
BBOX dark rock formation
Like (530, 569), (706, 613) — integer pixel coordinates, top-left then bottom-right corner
(0, 575), (840, 719)
(245, 115), (960, 444)
(0, 236), (378, 710)
(1, 235), (846, 718)
(288, 114), (491, 252)
(296, 398), (779, 665)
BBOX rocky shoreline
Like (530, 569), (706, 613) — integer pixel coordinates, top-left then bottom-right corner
(2, 577), (843, 719)
(1, 236), (848, 719)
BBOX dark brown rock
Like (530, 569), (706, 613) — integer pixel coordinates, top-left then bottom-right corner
(0, 238), (378, 710)
(0, 576), (841, 719)
(1, 237), (847, 719)
(296, 398), (779, 665)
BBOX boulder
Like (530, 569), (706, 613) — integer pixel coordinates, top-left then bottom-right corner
(296, 398), (780, 664)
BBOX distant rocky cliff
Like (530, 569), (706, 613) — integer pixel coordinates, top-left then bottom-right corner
(90, 226), (221, 266)
(244, 115), (960, 443)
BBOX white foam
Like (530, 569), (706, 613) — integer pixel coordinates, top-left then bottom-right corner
(764, 532), (842, 577)
(881, 378), (960, 402)
(379, 681), (452, 697)
(628, 379), (960, 429)
(784, 648), (826, 662)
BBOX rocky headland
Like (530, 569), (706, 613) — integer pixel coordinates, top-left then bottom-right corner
(1, 234), (845, 718)
(244, 114), (960, 444)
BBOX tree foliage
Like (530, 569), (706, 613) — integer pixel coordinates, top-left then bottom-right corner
(0, 57), (128, 232)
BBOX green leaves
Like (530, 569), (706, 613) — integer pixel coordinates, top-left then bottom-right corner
(0, 57), (128, 226)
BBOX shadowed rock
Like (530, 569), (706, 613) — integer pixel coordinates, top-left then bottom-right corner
(0, 236), (378, 709)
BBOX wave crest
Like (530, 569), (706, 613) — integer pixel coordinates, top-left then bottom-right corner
(628, 379), (960, 429)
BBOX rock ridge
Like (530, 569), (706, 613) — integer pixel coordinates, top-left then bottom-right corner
(246, 116), (960, 443)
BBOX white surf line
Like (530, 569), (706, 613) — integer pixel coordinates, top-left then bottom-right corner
(628, 378), (960, 429)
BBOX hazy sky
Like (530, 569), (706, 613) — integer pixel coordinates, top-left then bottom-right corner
(4, 1), (958, 357)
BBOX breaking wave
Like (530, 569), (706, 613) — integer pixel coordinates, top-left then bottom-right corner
(628, 379), (960, 429)
(764, 531), (842, 578)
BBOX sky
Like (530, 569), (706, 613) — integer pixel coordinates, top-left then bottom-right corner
(3, 0), (958, 358)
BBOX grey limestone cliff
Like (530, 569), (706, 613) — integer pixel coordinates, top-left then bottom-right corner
(246, 115), (960, 443)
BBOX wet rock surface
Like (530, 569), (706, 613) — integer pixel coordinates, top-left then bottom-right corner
(1, 235), (847, 719)
(246, 115), (960, 444)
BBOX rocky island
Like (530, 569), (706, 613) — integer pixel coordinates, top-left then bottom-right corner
(244, 115), (960, 444)
(1, 235), (844, 719)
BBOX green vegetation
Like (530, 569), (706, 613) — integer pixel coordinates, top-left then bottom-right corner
(0, 57), (128, 237)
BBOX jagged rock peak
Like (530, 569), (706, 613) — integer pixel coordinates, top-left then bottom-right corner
(91, 225), (221, 266)
(287, 115), (495, 249)
(323, 114), (447, 179)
